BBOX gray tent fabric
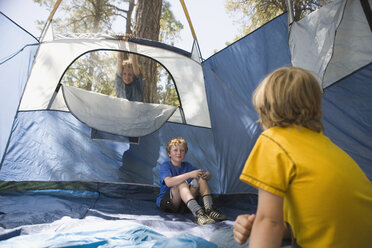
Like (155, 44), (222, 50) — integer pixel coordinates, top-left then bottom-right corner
(18, 35), (211, 129)
(290, 0), (372, 89)
(63, 85), (177, 137)
(323, 0), (372, 87)
(289, 0), (346, 87)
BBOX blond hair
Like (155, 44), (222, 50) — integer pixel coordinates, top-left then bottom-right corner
(122, 60), (133, 69)
(166, 137), (188, 154)
(253, 67), (323, 132)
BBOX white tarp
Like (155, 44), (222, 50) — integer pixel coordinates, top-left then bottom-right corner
(290, 0), (372, 89)
(19, 36), (211, 129)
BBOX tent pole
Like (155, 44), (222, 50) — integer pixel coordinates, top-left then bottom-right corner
(179, 0), (197, 41)
(360, 0), (372, 32)
(285, 0), (294, 28)
(46, 0), (63, 23)
(179, 0), (203, 60)
(39, 0), (63, 41)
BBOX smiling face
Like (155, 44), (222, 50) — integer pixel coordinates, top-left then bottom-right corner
(168, 144), (186, 167)
(122, 64), (134, 85)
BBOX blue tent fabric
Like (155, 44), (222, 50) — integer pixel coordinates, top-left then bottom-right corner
(1, 227), (219, 248)
(202, 13), (292, 193)
(0, 184), (258, 247)
(0, 12), (38, 163)
(1, 2), (372, 247)
(322, 63), (372, 180)
(122, 123), (220, 191)
(1, 13), (293, 194)
(4, 11), (370, 194)
(0, 111), (221, 191)
(0, 111), (129, 181)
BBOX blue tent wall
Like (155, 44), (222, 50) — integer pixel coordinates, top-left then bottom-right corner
(0, 111), (221, 190)
(0, 13), (292, 194)
(322, 63), (372, 180)
(202, 13), (292, 193)
(1, 111), (129, 181)
(1, 11), (370, 195)
(122, 123), (220, 191)
(0, 12), (38, 164)
(202, 11), (372, 190)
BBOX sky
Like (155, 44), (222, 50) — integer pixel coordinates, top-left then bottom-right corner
(169, 0), (239, 59)
(0, 0), (239, 59)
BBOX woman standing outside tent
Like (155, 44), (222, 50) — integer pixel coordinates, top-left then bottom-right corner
(115, 35), (143, 101)
(233, 67), (372, 247)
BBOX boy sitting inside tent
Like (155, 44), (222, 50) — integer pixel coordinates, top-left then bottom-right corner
(156, 137), (226, 225)
(233, 67), (372, 247)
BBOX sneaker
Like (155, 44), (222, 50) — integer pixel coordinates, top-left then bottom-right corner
(194, 209), (216, 225)
(205, 206), (227, 221)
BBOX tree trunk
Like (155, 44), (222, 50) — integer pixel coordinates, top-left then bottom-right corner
(126, 0), (135, 34)
(87, 0), (105, 91)
(133, 0), (162, 103)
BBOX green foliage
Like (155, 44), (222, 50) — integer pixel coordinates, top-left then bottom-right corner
(35, 0), (128, 34)
(156, 67), (180, 106)
(159, 1), (183, 44)
(34, 0), (182, 107)
(226, 0), (333, 39)
(64, 51), (116, 96)
(63, 50), (181, 107)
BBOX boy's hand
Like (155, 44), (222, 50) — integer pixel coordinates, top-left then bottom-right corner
(201, 171), (210, 180)
(233, 214), (256, 244)
(190, 169), (204, 179)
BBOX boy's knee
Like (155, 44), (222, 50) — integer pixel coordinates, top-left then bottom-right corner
(199, 178), (208, 185)
(176, 181), (190, 191)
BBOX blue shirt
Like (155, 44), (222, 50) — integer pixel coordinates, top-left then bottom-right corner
(156, 161), (198, 207)
(115, 73), (143, 101)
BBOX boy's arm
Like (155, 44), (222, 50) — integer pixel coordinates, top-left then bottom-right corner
(116, 52), (123, 75)
(249, 188), (285, 248)
(130, 53), (140, 77)
(164, 169), (203, 187)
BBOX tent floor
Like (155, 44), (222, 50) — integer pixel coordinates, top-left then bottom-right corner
(0, 182), (290, 247)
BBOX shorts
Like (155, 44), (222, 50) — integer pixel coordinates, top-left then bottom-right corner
(159, 188), (190, 214)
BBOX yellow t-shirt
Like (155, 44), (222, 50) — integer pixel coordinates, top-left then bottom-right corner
(240, 126), (372, 248)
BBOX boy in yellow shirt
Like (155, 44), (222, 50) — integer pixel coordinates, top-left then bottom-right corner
(233, 67), (372, 247)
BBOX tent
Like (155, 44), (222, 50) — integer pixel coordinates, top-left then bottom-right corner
(0, 0), (371, 247)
